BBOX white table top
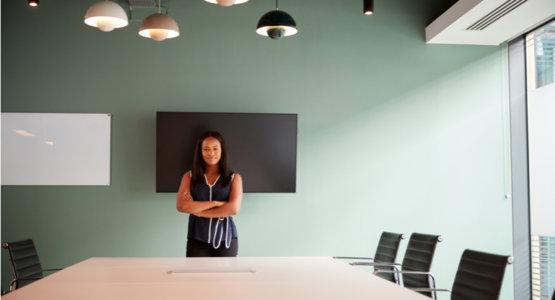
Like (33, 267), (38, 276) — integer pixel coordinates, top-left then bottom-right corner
(3, 257), (429, 300)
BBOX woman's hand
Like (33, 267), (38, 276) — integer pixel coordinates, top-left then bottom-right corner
(176, 172), (226, 214)
(189, 174), (243, 218)
(192, 201), (225, 218)
(183, 192), (193, 202)
(185, 192), (224, 207)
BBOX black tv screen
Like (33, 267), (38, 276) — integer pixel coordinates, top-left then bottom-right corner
(156, 112), (297, 193)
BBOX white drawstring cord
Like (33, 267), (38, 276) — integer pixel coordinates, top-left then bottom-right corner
(212, 217), (226, 249)
(205, 174), (231, 249)
(208, 218), (212, 244)
(212, 216), (233, 249)
(207, 178), (213, 244)
(225, 217), (232, 248)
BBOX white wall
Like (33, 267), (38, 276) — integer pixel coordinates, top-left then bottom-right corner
(238, 48), (514, 299)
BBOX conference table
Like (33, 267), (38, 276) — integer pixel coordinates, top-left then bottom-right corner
(3, 257), (430, 299)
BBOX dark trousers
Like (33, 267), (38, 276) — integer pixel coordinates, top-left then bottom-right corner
(186, 238), (238, 257)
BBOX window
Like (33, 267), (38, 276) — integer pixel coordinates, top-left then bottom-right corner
(527, 20), (555, 90)
(527, 19), (555, 300)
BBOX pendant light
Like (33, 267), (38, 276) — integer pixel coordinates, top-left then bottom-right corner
(28, 0), (39, 7)
(363, 0), (373, 15)
(204, 0), (249, 7)
(139, 0), (180, 41)
(84, 0), (129, 32)
(256, 0), (297, 39)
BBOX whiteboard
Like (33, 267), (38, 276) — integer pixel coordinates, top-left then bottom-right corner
(1, 113), (111, 185)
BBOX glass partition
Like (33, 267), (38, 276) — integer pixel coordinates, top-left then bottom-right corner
(526, 19), (555, 300)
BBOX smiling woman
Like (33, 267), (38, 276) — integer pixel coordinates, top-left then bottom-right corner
(176, 131), (243, 257)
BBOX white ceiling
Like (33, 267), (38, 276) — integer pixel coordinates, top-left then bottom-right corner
(426, 0), (555, 45)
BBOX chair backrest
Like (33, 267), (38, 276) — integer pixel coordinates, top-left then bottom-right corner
(2, 239), (44, 289)
(373, 231), (405, 282)
(401, 233), (442, 297)
(451, 249), (510, 300)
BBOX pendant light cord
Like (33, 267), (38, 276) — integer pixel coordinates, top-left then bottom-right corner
(158, 0), (161, 13)
(275, 0), (279, 10)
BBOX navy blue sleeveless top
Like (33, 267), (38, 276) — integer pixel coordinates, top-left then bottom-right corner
(187, 173), (238, 244)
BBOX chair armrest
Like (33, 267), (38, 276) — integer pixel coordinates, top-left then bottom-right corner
(18, 273), (44, 280)
(43, 268), (62, 272)
(374, 269), (438, 292)
(374, 270), (432, 275)
(410, 288), (451, 293)
(350, 261), (400, 267)
(11, 276), (43, 286)
(399, 270), (432, 275)
(333, 256), (374, 260)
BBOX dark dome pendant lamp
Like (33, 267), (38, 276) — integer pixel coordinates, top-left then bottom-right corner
(256, 0), (297, 40)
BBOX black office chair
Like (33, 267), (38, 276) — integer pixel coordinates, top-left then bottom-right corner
(411, 249), (511, 300)
(2, 239), (61, 291)
(334, 231), (405, 282)
(352, 233), (443, 299)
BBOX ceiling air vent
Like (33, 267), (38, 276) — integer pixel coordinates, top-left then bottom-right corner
(466, 0), (528, 31)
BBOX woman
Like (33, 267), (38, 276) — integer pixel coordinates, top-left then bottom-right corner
(176, 131), (243, 257)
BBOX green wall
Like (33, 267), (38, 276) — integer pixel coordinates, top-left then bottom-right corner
(1, 0), (513, 298)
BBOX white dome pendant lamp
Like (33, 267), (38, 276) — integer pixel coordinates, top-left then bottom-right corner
(139, 0), (180, 42)
(204, 0), (249, 7)
(84, 0), (129, 32)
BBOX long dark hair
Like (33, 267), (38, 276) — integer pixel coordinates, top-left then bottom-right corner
(191, 131), (232, 187)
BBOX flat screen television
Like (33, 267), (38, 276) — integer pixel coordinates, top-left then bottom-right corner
(156, 112), (297, 193)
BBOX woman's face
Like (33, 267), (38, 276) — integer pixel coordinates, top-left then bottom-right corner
(201, 137), (222, 166)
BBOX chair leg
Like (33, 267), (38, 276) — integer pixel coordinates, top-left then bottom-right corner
(427, 274), (437, 300)
(394, 266), (403, 286)
(9, 279), (17, 292)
